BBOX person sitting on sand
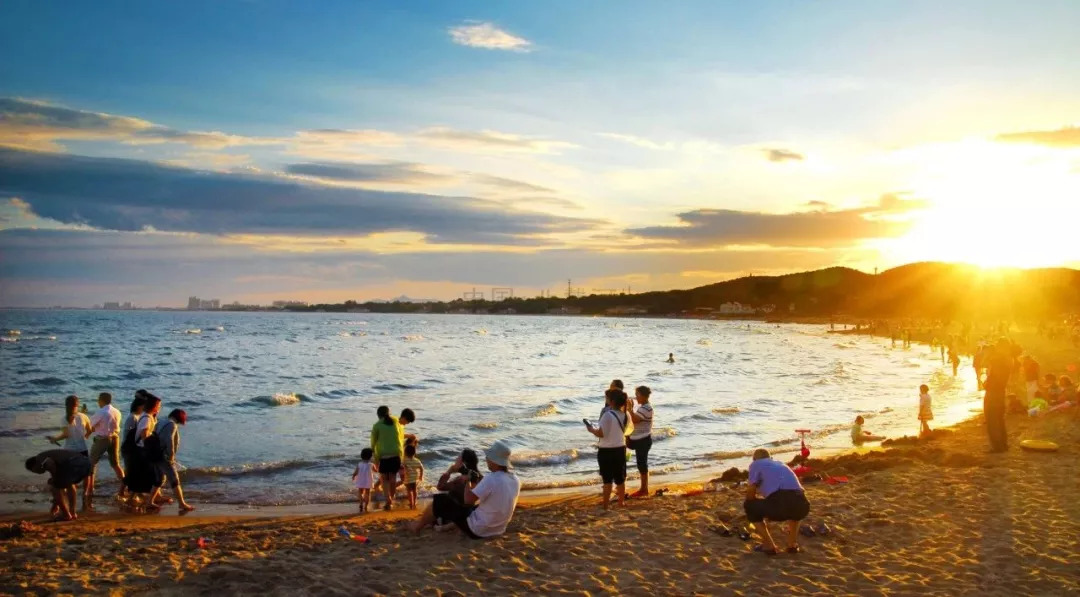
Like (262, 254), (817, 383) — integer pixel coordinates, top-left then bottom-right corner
(627, 385), (654, 498)
(918, 384), (933, 437)
(1044, 374), (1062, 403)
(434, 448), (484, 506)
(411, 441), (520, 539)
(155, 409), (194, 513)
(667, 353), (675, 364)
(1059, 376), (1077, 404)
(743, 448), (811, 555)
(25, 449), (92, 521)
(850, 416), (885, 444)
(1007, 393), (1026, 415)
(371, 405), (405, 511)
(46, 395), (92, 510)
(586, 389), (630, 509)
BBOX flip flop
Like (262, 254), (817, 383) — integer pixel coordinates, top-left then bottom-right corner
(737, 526), (752, 541)
(799, 524), (817, 537)
(708, 523), (733, 537)
(814, 522), (832, 536)
(786, 546), (802, 554)
(753, 544), (778, 556)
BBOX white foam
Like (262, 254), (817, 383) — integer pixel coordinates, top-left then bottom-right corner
(271, 393), (301, 406)
(470, 421), (498, 430)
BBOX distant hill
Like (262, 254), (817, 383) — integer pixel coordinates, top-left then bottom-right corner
(293, 263), (1080, 319)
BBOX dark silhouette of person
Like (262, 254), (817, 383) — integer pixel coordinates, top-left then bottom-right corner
(984, 339), (1013, 453)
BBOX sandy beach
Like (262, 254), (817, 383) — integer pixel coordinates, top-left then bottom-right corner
(2, 406), (1076, 596)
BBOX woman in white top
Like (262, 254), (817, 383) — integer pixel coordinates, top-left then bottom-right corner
(586, 389), (629, 509)
(123, 394), (164, 502)
(47, 395), (93, 511)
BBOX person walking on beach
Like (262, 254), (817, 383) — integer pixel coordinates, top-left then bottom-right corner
(744, 448), (810, 555)
(352, 448), (377, 513)
(918, 384), (933, 437)
(627, 385), (654, 498)
(123, 394), (163, 503)
(25, 449), (92, 521)
(46, 395), (92, 510)
(984, 339), (1013, 452)
(948, 346), (960, 377)
(155, 409), (194, 513)
(121, 393), (146, 484)
(586, 389), (629, 509)
(87, 392), (125, 505)
(371, 405), (405, 510)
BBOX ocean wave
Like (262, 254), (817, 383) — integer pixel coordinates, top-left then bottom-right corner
(470, 421), (498, 430)
(511, 449), (579, 467)
(0, 426), (56, 438)
(182, 457), (342, 482)
(28, 376), (67, 387)
(533, 403), (559, 417)
(184, 329), (202, 335)
(247, 393), (312, 407)
(205, 356), (235, 362)
(712, 407), (740, 415)
(706, 449), (755, 461)
(696, 338), (712, 346)
(651, 427), (678, 441)
(402, 334), (424, 341)
(371, 383), (424, 392)
(315, 388), (361, 399)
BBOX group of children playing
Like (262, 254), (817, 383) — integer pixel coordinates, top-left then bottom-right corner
(353, 441), (424, 513)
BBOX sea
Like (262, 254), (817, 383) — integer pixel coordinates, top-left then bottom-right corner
(0, 310), (983, 506)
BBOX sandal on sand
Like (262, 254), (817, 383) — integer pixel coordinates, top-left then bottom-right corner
(753, 544), (778, 556)
(787, 546), (802, 554)
(708, 523), (733, 537)
(814, 522), (832, 536)
(737, 526), (752, 541)
(799, 524), (816, 537)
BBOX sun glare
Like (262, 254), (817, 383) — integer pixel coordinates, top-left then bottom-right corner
(882, 141), (1080, 269)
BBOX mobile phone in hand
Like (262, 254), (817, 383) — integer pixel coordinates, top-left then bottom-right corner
(582, 418), (592, 429)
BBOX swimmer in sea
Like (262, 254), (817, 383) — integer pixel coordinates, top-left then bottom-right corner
(666, 353), (675, 364)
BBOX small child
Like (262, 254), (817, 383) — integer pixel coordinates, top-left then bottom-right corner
(401, 444), (424, 510)
(918, 384), (933, 437)
(352, 448), (377, 513)
(1007, 393), (1026, 415)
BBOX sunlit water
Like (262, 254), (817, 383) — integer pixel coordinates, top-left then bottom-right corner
(0, 311), (981, 505)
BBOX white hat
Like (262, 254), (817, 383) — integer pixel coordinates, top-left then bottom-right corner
(485, 440), (512, 468)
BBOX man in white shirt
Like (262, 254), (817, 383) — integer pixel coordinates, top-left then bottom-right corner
(411, 440), (521, 539)
(87, 392), (125, 502)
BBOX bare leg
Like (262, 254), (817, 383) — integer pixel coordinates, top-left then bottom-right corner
(616, 483), (626, 507)
(410, 503), (436, 533)
(786, 521), (800, 549)
(174, 484), (194, 512)
(639, 471), (649, 496)
(84, 474), (95, 511)
(601, 483), (612, 509)
(382, 474), (394, 510)
(357, 489), (364, 512)
(64, 486), (78, 519)
(753, 521), (777, 551)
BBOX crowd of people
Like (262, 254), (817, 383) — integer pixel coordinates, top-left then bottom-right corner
(26, 390), (191, 521)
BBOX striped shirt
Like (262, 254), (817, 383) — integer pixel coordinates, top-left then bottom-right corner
(402, 457), (424, 484)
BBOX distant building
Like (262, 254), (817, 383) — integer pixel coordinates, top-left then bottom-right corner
(121, 302), (132, 310)
(272, 300), (308, 308)
(187, 296), (201, 310)
(187, 296), (221, 310)
(718, 301), (756, 315)
(103, 302), (121, 310)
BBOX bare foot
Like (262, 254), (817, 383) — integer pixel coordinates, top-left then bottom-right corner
(179, 504), (195, 514)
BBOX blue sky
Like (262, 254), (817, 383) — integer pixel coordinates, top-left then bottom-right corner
(2, 1), (1079, 306)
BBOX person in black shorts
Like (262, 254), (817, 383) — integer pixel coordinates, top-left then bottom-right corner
(587, 389), (630, 509)
(25, 449), (91, 521)
(744, 449), (811, 555)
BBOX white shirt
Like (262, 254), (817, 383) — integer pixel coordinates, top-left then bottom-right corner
(90, 404), (122, 438)
(467, 470), (521, 538)
(63, 413), (91, 452)
(135, 413), (157, 447)
(597, 410), (628, 448)
(354, 461), (376, 489)
(629, 403), (653, 440)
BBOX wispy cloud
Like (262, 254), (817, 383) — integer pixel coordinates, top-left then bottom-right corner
(763, 148), (805, 163)
(0, 98), (281, 152)
(625, 194), (926, 248)
(448, 22), (532, 52)
(416, 127), (575, 154)
(996, 125), (1080, 148)
(598, 133), (675, 151)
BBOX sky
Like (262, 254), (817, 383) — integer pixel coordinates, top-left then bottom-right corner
(1, 0), (1079, 307)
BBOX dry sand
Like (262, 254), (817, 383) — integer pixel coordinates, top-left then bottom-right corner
(2, 409), (1077, 596)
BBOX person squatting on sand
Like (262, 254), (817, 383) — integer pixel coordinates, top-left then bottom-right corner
(46, 394), (92, 511)
(626, 385), (654, 498)
(25, 449), (92, 521)
(744, 448), (811, 556)
(586, 388), (630, 509)
(411, 441), (520, 539)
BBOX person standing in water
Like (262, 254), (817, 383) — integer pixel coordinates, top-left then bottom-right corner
(627, 386), (654, 498)
(87, 392), (125, 505)
(666, 353), (675, 364)
(155, 409), (194, 513)
(371, 405), (405, 511)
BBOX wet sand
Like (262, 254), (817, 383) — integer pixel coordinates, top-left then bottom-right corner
(2, 408), (1077, 596)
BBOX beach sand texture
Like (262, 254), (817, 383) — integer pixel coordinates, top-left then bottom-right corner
(1, 412), (1077, 596)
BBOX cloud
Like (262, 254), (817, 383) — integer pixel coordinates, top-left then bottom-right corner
(416, 127), (575, 154)
(285, 161), (455, 186)
(466, 173), (554, 194)
(0, 98), (282, 151)
(448, 22), (532, 52)
(598, 133), (675, 151)
(0, 147), (600, 245)
(763, 148), (805, 163)
(626, 194), (925, 248)
(995, 126), (1080, 148)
